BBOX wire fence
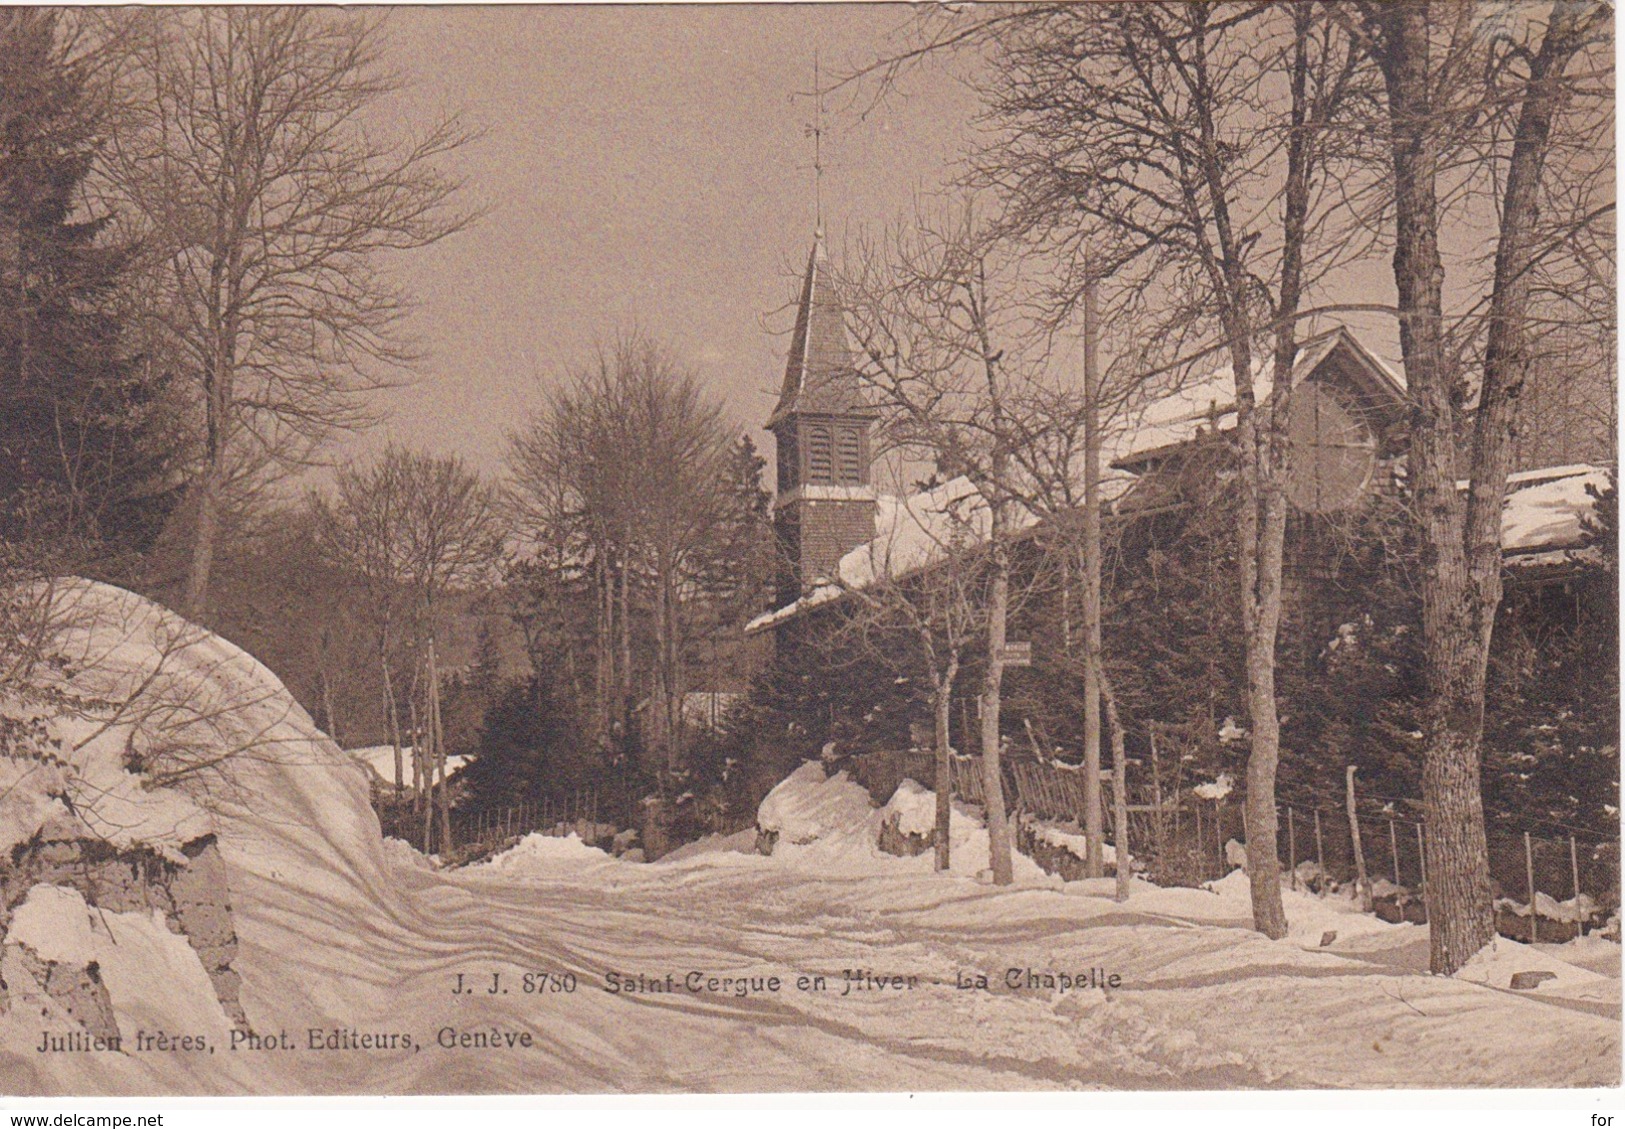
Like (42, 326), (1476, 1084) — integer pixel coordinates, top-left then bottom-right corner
(377, 787), (605, 860)
(1266, 799), (1620, 937)
(847, 747), (1620, 932)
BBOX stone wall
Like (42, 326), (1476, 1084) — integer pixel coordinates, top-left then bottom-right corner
(876, 812), (931, 858)
(0, 943), (120, 1043)
(0, 834), (247, 1029)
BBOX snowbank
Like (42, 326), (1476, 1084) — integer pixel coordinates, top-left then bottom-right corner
(0, 581), (407, 1093)
(346, 744), (467, 785)
(880, 777), (939, 837)
(6, 883), (235, 1051)
(476, 832), (617, 877)
(0, 582), (218, 859)
(756, 761), (874, 844)
(656, 827), (757, 863)
(1497, 890), (1602, 924)
(1502, 465), (1610, 554)
(1029, 820), (1116, 865)
(1457, 935), (1618, 1004)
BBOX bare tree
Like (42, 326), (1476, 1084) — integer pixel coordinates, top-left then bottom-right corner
(100, 8), (475, 617)
(838, 207), (1084, 885)
(397, 450), (504, 851)
(508, 335), (758, 783)
(312, 454), (413, 793)
(978, 1), (1375, 935)
(1348, 0), (1610, 973)
(830, 482), (992, 870)
(314, 445), (503, 850)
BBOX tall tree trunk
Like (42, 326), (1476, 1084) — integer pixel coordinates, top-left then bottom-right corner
(651, 572), (670, 771)
(668, 580), (684, 772)
(596, 553), (613, 748)
(654, 571), (684, 775)
(418, 680), (433, 849)
(932, 655), (959, 872)
(617, 553), (633, 753)
(320, 662), (339, 746)
(1099, 665), (1132, 902)
(1080, 275), (1106, 879)
(1232, 323), (1290, 940)
(1243, 459), (1291, 937)
(980, 526), (1015, 886)
(184, 465), (222, 619)
(186, 95), (245, 622)
(381, 647), (403, 795)
(408, 660), (422, 815)
(430, 635), (450, 853)
(1365, 0), (1488, 974)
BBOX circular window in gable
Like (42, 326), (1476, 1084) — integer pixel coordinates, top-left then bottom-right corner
(1284, 382), (1376, 513)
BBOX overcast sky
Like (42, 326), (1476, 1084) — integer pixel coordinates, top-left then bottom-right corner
(344, 4), (985, 480)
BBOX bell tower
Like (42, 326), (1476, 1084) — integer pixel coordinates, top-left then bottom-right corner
(766, 232), (878, 606)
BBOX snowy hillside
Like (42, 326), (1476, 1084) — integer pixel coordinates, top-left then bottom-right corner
(1, 584), (1618, 1093)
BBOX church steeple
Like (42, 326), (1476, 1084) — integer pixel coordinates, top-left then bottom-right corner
(767, 233), (872, 430)
(766, 231), (879, 605)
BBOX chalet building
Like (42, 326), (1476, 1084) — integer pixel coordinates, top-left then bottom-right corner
(742, 236), (1611, 780)
(1109, 327), (1410, 517)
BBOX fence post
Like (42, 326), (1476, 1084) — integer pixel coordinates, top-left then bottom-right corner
(1570, 835), (1581, 909)
(1417, 821), (1426, 895)
(1314, 808), (1325, 882)
(1346, 767), (1371, 912)
(1114, 750), (1131, 902)
(1288, 807), (1298, 889)
(1195, 803), (1205, 879)
(1525, 831), (1538, 944)
(1389, 819), (1400, 887)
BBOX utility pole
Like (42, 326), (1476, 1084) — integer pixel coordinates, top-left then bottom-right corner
(1081, 274), (1106, 877)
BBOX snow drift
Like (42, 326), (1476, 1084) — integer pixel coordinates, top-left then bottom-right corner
(0, 584), (1617, 1094)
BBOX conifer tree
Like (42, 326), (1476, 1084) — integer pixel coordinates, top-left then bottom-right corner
(0, 9), (180, 568)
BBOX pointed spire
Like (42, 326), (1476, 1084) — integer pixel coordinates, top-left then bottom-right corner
(767, 233), (873, 430)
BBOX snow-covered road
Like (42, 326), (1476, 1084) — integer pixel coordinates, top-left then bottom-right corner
(3, 586), (1617, 1096)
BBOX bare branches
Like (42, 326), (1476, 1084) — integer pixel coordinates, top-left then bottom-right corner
(93, 8), (478, 614)
(506, 334), (764, 773)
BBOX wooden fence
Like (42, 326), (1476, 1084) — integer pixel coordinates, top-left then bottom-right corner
(845, 748), (1619, 923)
(848, 748), (1177, 855)
(1270, 799), (1620, 934)
(378, 788), (603, 859)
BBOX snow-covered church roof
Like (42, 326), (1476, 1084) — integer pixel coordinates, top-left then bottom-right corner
(1112, 326), (1408, 470)
(748, 325), (1608, 632)
(747, 476), (1014, 632)
(1502, 465), (1612, 567)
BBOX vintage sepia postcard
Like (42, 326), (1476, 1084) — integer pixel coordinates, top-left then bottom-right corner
(0, 2), (1617, 1102)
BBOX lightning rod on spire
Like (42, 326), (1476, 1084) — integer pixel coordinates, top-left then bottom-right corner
(810, 51), (824, 235)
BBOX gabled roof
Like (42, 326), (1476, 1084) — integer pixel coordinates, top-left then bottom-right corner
(1112, 326), (1407, 471)
(747, 476), (1007, 633)
(746, 461), (1611, 633)
(766, 232), (876, 429)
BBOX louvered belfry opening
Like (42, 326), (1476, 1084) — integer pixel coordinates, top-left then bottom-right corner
(836, 427), (862, 484)
(808, 425), (834, 482)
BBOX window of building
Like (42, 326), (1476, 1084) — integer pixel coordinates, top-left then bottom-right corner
(807, 426), (833, 482)
(836, 428), (862, 484)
